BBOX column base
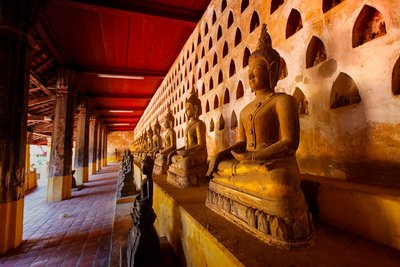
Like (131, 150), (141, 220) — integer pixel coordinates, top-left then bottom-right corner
(0, 198), (24, 254)
(90, 162), (97, 175)
(75, 166), (89, 184)
(47, 175), (72, 202)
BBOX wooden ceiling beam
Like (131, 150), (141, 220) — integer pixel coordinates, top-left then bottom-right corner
(30, 72), (54, 96)
(28, 96), (55, 107)
(81, 66), (166, 79)
(58, 0), (201, 25)
(85, 92), (153, 99)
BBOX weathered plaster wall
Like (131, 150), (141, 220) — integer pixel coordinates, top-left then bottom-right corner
(107, 131), (134, 163)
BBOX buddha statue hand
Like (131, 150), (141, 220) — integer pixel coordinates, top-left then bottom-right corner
(231, 150), (254, 162)
(206, 153), (223, 177)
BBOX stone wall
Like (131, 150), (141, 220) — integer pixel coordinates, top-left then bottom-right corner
(107, 131), (134, 163)
(135, 0), (400, 186)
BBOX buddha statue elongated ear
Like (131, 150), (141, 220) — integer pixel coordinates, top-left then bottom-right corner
(250, 24), (280, 90)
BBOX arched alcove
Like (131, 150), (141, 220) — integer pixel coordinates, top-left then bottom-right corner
(293, 87), (309, 115)
(228, 11), (234, 29)
(250, 11), (260, 33)
(279, 57), (288, 80)
(191, 43), (194, 53)
(218, 70), (223, 84)
(221, 0), (227, 12)
(392, 57), (400, 95)
(219, 115), (225, 130)
(223, 42), (228, 58)
(323, 0), (344, 13)
(352, 5), (387, 48)
(214, 95), (219, 109)
(236, 81), (244, 99)
(178, 131), (180, 138)
(205, 62), (209, 73)
(212, 11), (217, 25)
(210, 119), (215, 132)
(213, 53), (218, 67)
(241, 0), (249, 13)
(205, 23), (209, 36)
(235, 28), (242, 47)
(209, 38), (213, 50)
(330, 72), (361, 108)
(209, 77), (214, 90)
(201, 47), (205, 58)
(229, 60), (236, 77)
(179, 117), (181, 125)
(197, 33), (201, 46)
(195, 55), (198, 66)
(198, 69), (202, 79)
(286, 9), (303, 39)
(201, 83), (205, 95)
(243, 47), (250, 67)
(217, 26), (222, 40)
(231, 111), (238, 128)
(223, 89), (230, 104)
(206, 100), (210, 113)
(271, 0), (284, 14)
(306, 36), (327, 68)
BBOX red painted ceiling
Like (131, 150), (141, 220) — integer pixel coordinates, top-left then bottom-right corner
(36, 0), (210, 131)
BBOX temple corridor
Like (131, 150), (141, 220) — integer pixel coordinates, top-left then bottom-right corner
(0, 164), (119, 266)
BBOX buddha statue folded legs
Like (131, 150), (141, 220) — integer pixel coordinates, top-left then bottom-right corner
(206, 24), (314, 248)
(167, 88), (208, 187)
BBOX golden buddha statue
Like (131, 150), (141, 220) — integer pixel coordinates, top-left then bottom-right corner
(154, 108), (176, 175)
(145, 126), (153, 154)
(149, 119), (162, 159)
(167, 88), (208, 187)
(206, 24), (314, 249)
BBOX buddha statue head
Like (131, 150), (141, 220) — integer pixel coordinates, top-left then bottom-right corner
(249, 24), (280, 92)
(185, 88), (202, 120)
(164, 108), (174, 129)
(153, 119), (161, 135)
(147, 126), (153, 139)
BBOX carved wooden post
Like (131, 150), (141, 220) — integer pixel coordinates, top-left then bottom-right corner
(89, 116), (98, 175)
(0, 0), (46, 253)
(102, 128), (108, 167)
(74, 97), (89, 184)
(96, 122), (103, 172)
(47, 68), (77, 202)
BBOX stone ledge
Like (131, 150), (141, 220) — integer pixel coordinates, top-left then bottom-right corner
(153, 174), (400, 267)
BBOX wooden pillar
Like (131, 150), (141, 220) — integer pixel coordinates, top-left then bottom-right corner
(102, 128), (108, 167)
(89, 117), (98, 175)
(96, 123), (103, 172)
(0, 0), (46, 253)
(74, 98), (89, 184)
(47, 68), (77, 202)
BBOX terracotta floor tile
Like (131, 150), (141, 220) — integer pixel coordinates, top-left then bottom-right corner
(0, 164), (119, 267)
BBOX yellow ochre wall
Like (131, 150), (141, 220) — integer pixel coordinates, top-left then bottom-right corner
(107, 131), (134, 163)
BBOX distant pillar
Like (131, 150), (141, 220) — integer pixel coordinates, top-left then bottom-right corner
(74, 98), (89, 184)
(0, 0), (46, 253)
(47, 68), (77, 202)
(89, 117), (98, 175)
(102, 129), (108, 167)
(97, 123), (103, 172)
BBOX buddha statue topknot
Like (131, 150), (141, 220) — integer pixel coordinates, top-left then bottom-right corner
(154, 108), (177, 175)
(167, 88), (208, 187)
(206, 24), (314, 249)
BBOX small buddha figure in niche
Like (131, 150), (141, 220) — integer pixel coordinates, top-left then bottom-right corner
(154, 108), (176, 175)
(206, 24), (314, 249)
(167, 88), (208, 187)
(145, 127), (153, 155)
(149, 119), (162, 160)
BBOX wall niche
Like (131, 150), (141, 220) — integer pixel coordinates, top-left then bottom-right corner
(306, 36), (327, 68)
(218, 70), (223, 84)
(223, 89), (230, 104)
(210, 119), (215, 132)
(228, 11), (234, 29)
(393, 57), (400, 95)
(236, 81), (244, 99)
(217, 26), (222, 40)
(223, 42), (228, 58)
(271, 0), (284, 14)
(250, 11), (260, 33)
(205, 100), (210, 113)
(279, 57), (288, 80)
(352, 5), (386, 48)
(286, 9), (303, 39)
(235, 28), (242, 47)
(214, 95), (219, 109)
(293, 87), (309, 115)
(229, 60), (236, 77)
(322, 0), (344, 13)
(241, 0), (249, 13)
(330, 72), (361, 108)
(219, 115), (225, 130)
(243, 47), (250, 67)
(231, 111), (238, 128)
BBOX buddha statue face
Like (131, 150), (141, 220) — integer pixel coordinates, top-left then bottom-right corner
(185, 102), (198, 120)
(248, 57), (270, 92)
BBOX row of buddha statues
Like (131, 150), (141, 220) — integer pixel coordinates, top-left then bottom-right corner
(132, 24), (314, 249)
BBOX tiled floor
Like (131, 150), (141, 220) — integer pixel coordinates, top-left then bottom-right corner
(0, 164), (119, 267)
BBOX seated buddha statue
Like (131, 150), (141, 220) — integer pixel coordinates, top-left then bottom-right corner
(167, 88), (208, 187)
(149, 119), (162, 160)
(206, 24), (314, 249)
(145, 127), (153, 157)
(154, 108), (176, 175)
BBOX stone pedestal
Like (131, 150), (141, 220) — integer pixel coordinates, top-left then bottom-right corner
(167, 164), (208, 188)
(74, 98), (89, 184)
(47, 68), (77, 202)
